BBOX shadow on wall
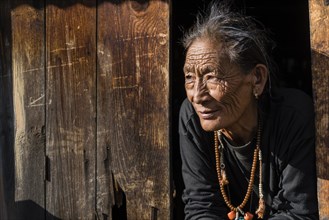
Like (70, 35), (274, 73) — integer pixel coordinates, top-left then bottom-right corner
(0, 153), (7, 219)
(0, 0), (14, 219)
(15, 200), (61, 220)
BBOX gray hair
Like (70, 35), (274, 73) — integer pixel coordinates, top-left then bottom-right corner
(182, 2), (275, 77)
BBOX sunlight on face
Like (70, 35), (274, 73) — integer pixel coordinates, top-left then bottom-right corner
(184, 38), (256, 131)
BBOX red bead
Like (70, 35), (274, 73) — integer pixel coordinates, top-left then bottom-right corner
(227, 211), (236, 220)
(244, 212), (253, 220)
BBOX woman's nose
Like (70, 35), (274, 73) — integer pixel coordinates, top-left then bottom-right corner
(192, 80), (208, 104)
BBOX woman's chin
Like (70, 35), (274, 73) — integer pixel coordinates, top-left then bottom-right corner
(200, 119), (222, 132)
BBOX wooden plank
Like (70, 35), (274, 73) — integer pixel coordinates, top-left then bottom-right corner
(10, 1), (46, 219)
(97, 1), (170, 219)
(308, 0), (329, 219)
(45, 2), (97, 218)
(96, 1), (114, 217)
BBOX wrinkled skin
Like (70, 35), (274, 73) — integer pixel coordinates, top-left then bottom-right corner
(184, 38), (267, 144)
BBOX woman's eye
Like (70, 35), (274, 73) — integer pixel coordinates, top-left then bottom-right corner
(184, 73), (195, 83)
(205, 74), (220, 83)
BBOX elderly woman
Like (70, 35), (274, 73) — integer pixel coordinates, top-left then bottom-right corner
(179, 2), (319, 220)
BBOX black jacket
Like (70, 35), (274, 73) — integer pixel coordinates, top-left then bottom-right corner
(179, 88), (319, 219)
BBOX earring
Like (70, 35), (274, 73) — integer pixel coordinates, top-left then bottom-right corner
(253, 87), (259, 99)
(254, 92), (259, 99)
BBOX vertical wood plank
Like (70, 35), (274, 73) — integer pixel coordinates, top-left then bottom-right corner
(96, 2), (114, 218)
(308, 0), (329, 219)
(97, 0), (170, 219)
(11, 1), (46, 219)
(45, 2), (97, 218)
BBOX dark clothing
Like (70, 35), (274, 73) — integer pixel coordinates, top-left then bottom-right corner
(179, 88), (319, 219)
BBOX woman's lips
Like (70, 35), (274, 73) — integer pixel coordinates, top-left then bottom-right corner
(198, 110), (220, 119)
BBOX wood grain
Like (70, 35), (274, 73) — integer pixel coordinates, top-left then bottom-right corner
(45, 2), (97, 218)
(2, 1), (171, 219)
(309, 0), (329, 219)
(11, 1), (46, 219)
(97, 0), (171, 219)
(96, 1), (115, 217)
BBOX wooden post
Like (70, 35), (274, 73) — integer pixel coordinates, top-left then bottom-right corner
(309, 0), (329, 219)
(97, 0), (170, 219)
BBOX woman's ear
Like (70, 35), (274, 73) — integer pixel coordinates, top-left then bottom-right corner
(252, 64), (268, 97)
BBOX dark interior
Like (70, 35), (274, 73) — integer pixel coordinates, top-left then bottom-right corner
(171, 0), (312, 219)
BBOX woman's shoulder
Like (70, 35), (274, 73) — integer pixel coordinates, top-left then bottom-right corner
(178, 98), (210, 138)
(273, 87), (312, 99)
(270, 87), (314, 117)
(179, 98), (197, 134)
(263, 88), (315, 159)
(179, 98), (194, 124)
(265, 87), (315, 140)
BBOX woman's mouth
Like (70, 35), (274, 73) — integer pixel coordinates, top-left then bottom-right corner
(198, 110), (220, 119)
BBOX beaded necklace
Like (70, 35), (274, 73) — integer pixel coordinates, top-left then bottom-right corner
(214, 118), (265, 220)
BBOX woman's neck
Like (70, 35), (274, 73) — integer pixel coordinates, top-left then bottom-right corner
(221, 106), (258, 146)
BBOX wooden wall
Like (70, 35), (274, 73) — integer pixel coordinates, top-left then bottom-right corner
(309, 0), (329, 219)
(0, 0), (170, 219)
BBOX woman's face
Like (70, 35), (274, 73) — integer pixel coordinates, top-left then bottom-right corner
(184, 39), (256, 132)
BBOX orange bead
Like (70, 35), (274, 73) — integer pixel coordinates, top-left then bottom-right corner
(227, 211), (236, 220)
(244, 212), (253, 220)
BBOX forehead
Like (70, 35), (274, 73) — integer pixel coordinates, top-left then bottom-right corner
(185, 39), (223, 65)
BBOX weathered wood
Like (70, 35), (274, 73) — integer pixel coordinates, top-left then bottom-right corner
(2, 1), (171, 219)
(309, 0), (329, 219)
(45, 2), (97, 218)
(97, 0), (171, 219)
(10, 1), (46, 219)
(96, 1), (115, 218)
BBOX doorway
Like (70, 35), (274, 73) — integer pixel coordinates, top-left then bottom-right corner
(171, 0), (312, 218)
